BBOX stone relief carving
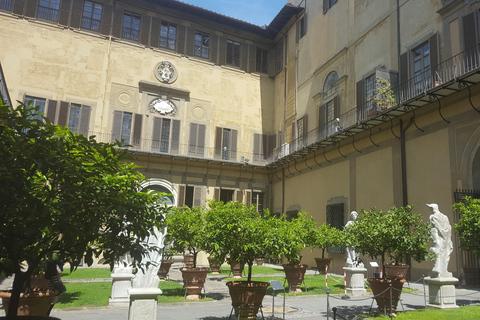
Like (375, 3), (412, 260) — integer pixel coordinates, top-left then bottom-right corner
(149, 96), (176, 116)
(154, 61), (178, 84)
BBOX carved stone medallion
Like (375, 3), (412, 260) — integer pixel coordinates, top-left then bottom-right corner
(149, 97), (176, 116)
(154, 61), (177, 84)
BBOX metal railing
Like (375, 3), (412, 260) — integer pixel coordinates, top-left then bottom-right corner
(37, 5), (59, 22)
(122, 27), (140, 41)
(0, 0), (12, 11)
(81, 17), (101, 32)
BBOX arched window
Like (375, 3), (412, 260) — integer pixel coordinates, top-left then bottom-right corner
(140, 179), (177, 207)
(323, 71), (339, 99)
(319, 71), (340, 137)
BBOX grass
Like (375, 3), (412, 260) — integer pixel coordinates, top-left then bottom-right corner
(209, 265), (284, 276)
(61, 267), (112, 279)
(361, 305), (480, 319)
(56, 282), (111, 308)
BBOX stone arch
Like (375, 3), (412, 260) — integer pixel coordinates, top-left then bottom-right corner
(472, 143), (480, 190)
(139, 179), (178, 207)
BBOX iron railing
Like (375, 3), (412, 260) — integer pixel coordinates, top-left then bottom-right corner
(37, 5), (59, 22)
(81, 17), (101, 32)
(0, 0), (12, 11)
(122, 26), (139, 41)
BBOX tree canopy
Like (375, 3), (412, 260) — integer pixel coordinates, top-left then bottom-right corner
(454, 197), (480, 255)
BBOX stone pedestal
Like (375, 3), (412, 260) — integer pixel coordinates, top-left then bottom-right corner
(109, 272), (134, 307)
(343, 267), (367, 296)
(128, 288), (162, 320)
(425, 276), (459, 309)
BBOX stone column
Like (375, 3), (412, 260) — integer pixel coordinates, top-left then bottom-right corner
(128, 287), (163, 320)
(425, 276), (459, 309)
(343, 266), (367, 296)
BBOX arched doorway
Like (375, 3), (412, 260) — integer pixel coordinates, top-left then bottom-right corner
(139, 179), (177, 207)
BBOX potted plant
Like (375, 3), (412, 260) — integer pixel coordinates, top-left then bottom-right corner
(373, 77), (398, 111)
(0, 102), (167, 317)
(345, 205), (432, 314)
(312, 223), (345, 274)
(164, 205), (209, 300)
(276, 212), (317, 293)
(207, 254), (223, 275)
(157, 247), (175, 281)
(454, 196), (480, 254)
(203, 201), (281, 320)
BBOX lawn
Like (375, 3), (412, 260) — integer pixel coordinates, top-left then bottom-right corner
(209, 265), (285, 276)
(61, 267), (112, 279)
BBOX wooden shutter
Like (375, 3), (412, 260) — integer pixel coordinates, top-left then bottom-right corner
(213, 188), (220, 202)
(248, 45), (256, 73)
(24, 0), (36, 18)
(463, 12), (477, 51)
(267, 47), (276, 77)
(177, 185), (186, 207)
(253, 133), (261, 161)
(356, 79), (364, 121)
(58, 101), (69, 126)
(171, 119), (180, 153)
(189, 123), (198, 155)
(214, 127), (222, 158)
(193, 186), (202, 207)
(429, 34), (439, 78)
(267, 134), (275, 159)
(197, 124), (206, 157)
(151, 17), (161, 48)
(177, 24), (186, 55)
(70, 0), (83, 29)
(210, 33), (218, 64)
(132, 114), (142, 146)
(240, 43), (248, 72)
(230, 129), (238, 161)
(59, 0), (71, 26)
(399, 52), (408, 85)
(112, 111), (123, 142)
(12, 0), (25, 15)
(100, 3), (113, 35)
(318, 104), (326, 139)
(186, 27), (195, 56)
(111, 5), (123, 38)
(46, 100), (58, 124)
(235, 190), (243, 203)
(219, 36), (227, 65)
(245, 190), (252, 207)
(140, 15), (150, 46)
(79, 105), (91, 136)
(152, 117), (162, 151)
(323, 0), (328, 13)
(334, 96), (340, 119)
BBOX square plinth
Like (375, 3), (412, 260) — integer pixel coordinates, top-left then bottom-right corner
(425, 276), (459, 309)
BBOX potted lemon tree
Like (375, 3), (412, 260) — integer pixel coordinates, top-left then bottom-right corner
(312, 223), (345, 274)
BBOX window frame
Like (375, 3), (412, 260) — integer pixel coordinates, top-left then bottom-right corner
(323, 0), (337, 14)
(151, 116), (180, 154)
(122, 11), (141, 41)
(194, 31), (210, 59)
(226, 39), (241, 67)
(256, 48), (268, 74)
(159, 21), (177, 50)
(38, 0), (60, 22)
(81, 1), (103, 32)
(0, 0), (13, 11)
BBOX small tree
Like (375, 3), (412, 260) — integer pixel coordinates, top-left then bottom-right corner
(0, 102), (166, 317)
(164, 206), (205, 268)
(454, 196), (480, 255)
(312, 223), (345, 259)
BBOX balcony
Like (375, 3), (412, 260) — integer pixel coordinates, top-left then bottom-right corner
(267, 43), (480, 167)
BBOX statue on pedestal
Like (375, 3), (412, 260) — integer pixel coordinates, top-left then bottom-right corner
(345, 211), (364, 268)
(427, 203), (453, 278)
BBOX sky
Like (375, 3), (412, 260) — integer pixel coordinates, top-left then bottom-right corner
(178, 0), (287, 26)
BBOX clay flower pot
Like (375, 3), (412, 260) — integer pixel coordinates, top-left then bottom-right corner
(230, 262), (244, 278)
(384, 264), (409, 279)
(157, 259), (174, 280)
(0, 290), (58, 316)
(226, 281), (269, 320)
(180, 267), (209, 300)
(283, 263), (308, 293)
(368, 278), (406, 315)
(314, 257), (333, 274)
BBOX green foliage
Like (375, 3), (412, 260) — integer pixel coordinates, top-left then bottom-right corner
(454, 197), (480, 255)
(0, 102), (167, 316)
(373, 77), (398, 109)
(311, 223), (345, 258)
(164, 206), (205, 268)
(345, 205), (433, 268)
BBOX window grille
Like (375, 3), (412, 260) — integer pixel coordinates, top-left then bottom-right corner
(326, 203), (345, 253)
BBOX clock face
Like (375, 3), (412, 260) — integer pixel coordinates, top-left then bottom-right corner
(149, 98), (176, 116)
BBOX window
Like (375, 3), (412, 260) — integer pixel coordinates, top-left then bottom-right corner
(323, 0), (337, 13)
(194, 31), (210, 58)
(24, 96), (46, 120)
(326, 203), (344, 253)
(365, 73), (376, 116)
(213, 188), (242, 203)
(160, 22), (176, 50)
(215, 127), (237, 161)
(296, 116), (308, 149)
(256, 48), (268, 74)
(226, 40), (240, 67)
(38, 0), (60, 22)
(0, 0), (13, 11)
(188, 123), (206, 157)
(413, 41), (431, 94)
(82, 1), (102, 32)
(112, 111), (142, 146)
(151, 117), (180, 153)
(122, 11), (141, 41)
(252, 192), (264, 214)
(296, 16), (306, 41)
(319, 71), (339, 138)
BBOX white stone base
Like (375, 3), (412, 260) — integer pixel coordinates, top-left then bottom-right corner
(109, 273), (134, 307)
(425, 276), (459, 309)
(128, 288), (162, 320)
(343, 267), (367, 296)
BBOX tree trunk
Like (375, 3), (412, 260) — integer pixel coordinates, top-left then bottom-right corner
(247, 262), (253, 282)
(7, 270), (28, 317)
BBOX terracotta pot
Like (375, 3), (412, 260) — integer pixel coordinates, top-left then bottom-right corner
(226, 281), (269, 320)
(157, 259), (174, 280)
(0, 290), (58, 316)
(255, 258), (264, 266)
(385, 264), (409, 279)
(209, 263), (221, 274)
(368, 278), (406, 315)
(314, 258), (333, 274)
(283, 263), (308, 293)
(230, 262), (245, 278)
(180, 267), (209, 300)
(183, 254), (195, 268)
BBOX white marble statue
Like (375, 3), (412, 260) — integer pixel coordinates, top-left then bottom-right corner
(345, 211), (364, 268)
(132, 226), (166, 288)
(427, 203), (453, 278)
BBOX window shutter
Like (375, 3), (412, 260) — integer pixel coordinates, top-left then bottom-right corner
(151, 17), (161, 48)
(186, 27), (195, 56)
(334, 96), (340, 119)
(219, 37), (227, 65)
(24, 0), (36, 18)
(399, 53), (408, 85)
(356, 79), (364, 121)
(248, 45), (256, 73)
(171, 119), (180, 153)
(140, 15), (150, 46)
(235, 190), (243, 203)
(241, 44), (248, 72)
(112, 111), (123, 142)
(323, 0), (328, 14)
(132, 114), (142, 146)
(230, 129), (238, 161)
(318, 104), (327, 140)
(210, 33), (218, 64)
(177, 24), (186, 55)
(262, 134), (268, 160)
(58, 101), (69, 127)
(267, 134), (275, 159)
(189, 123), (198, 155)
(213, 188), (220, 202)
(215, 127), (222, 158)
(303, 115), (308, 139)
(463, 12), (477, 52)
(70, 0), (83, 29)
(59, 0), (71, 26)
(267, 47), (276, 77)
(177, 185), (186, 207)
(193, 186), (202, 207)
(13, 0), (25, 15)
(253, 133), (261, 160)
(112, 6), (123, 38)
(79, 105), (91, 136)
(46, 100), (58, 124)
(152, 117), (162, 151)
(245, 190), (252, 207)
(429, 34), (439, 77)
(101, 3), (113, 36)
(197, 124), (206, 156)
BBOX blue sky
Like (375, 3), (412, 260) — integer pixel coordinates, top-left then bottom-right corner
(179, 0), (286, 26)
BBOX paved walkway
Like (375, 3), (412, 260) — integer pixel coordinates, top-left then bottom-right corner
(2, 264), (480, 319)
